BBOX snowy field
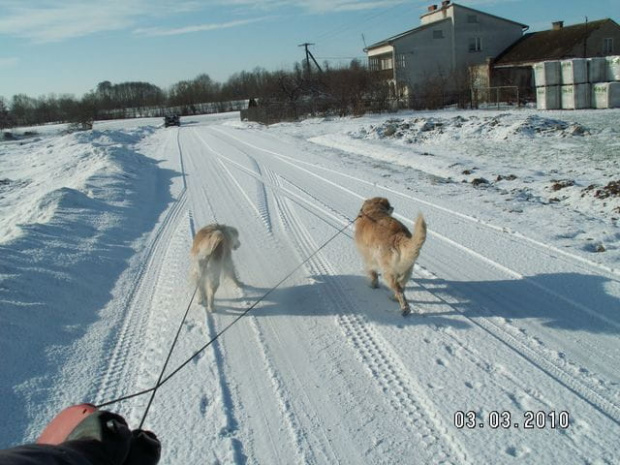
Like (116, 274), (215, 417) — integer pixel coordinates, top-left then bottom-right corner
(1, 108), (619, 464)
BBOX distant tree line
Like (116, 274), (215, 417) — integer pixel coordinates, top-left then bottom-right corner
(1, 60), (393, 130)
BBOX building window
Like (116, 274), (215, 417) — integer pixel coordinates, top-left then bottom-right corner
(381, 57), (393, 70)
(369, 56), (394, 71)
(469, 37), (482, 52)
(603, 38), (614, 54)
(433, 30), (444, 39)
(467, 14), (478, 23)
(396, 54), (407, 69)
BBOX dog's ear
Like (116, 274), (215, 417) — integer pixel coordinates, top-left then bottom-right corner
(362, 197), (380, 210)
(378, 198), (391, 211)
(227, 226), (241, 249)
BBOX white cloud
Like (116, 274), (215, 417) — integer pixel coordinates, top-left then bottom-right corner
(0, 57), (19, 67)
(0, 0), (203, 42)
(0, 0), (408, 43)
(220, 0), (408, 13)
(302, 0), (407, 13)
(133, 17), (270, 37)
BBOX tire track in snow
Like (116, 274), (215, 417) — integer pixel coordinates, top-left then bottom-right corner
(127, 206), (194, 426)
(242, 150), (272, 234)
(267, 176), (470, 464)
(117, 128), (254, 461)
(92, 125), (242, 462)
(186, 150), (357, 462)
(93, 126), (194, 419)
(209, 126), (620, 440)
(218, 315), (289, 465)
(212, 126), (620, 321)
(263, 166), (349, 259)
(207, 127), (620, 408)
(217, 149), (350, 235)
(216, 159), (342, 463)
(199, 128), (353, 240)
(415, 266), (620, 427)
(213, 126), (620, 279)
(191, 128), (273, 234)
(179, 128), (307, 461)
(93, 186), (189, 411)
(177, 128), (255, 460)
(381, 274), (617, 462)
(246, 315), (318, 464)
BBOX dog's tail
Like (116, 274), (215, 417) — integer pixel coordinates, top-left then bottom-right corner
(190, 230), (225, 284)
(404, 213), (427, 263)
(192, 230), (226, 261)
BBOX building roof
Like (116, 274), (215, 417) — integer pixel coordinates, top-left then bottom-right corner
(494, 19), (618, 66)
(420, 3), (528, 29)
(365, 2), (527, 52)
(365, 18), (450, 51)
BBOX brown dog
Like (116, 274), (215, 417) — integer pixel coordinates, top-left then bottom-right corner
(190, 224), (241, 312)
(354, 197), (426, 315)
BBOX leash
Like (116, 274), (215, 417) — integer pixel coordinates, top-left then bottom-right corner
(92, 127), (369, 426)
(156, 217), (357, 389)
(136, 286), (198, 429)
(95, 216), (357, 424)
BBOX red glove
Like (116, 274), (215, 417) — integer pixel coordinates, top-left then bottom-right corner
(0, 404), (161, 465)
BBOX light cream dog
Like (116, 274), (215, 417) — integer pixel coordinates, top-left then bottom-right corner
(190, 224), (241, 311)
(354, 197), (427, 315)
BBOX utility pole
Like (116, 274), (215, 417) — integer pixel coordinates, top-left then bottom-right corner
(583, 16), (588, 58)
(298, 43), (323, 75)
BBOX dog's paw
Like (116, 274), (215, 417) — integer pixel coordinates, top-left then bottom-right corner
(226, 276), (244, 289)
(401, 305), (411, 317)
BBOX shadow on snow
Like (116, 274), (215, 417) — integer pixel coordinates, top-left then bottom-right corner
(213, 271), (619, 336)
(0, 144), (180, 447)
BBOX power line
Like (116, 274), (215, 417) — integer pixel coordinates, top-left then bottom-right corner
(315, 56), (367, 60)
(312, 0), (412, 44)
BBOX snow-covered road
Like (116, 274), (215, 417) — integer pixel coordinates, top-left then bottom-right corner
(2, 111), (619, 464)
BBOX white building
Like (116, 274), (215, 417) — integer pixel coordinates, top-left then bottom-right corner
(365, 1), (528, 99)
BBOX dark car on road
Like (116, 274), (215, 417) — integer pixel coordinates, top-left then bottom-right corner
(164, 115), (180, 127)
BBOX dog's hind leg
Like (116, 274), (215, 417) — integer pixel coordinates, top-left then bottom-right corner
(197, 284), (207, 307)
(367, 269), (379, 288)
(194, 259), (208, 307)
(385, 273), (411, 316)
(223, 259), (243, 288)
(205, 274), (220, 312)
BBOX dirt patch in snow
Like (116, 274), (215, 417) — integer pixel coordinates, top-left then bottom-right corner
(551, 179), (576, 191)
(355, 114), (591, 143)
(582, 180), (620, 199)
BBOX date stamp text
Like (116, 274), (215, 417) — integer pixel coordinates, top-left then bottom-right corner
(454, 411), (569, 430)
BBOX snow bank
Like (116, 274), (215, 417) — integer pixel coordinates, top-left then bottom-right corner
(307, 112), (620, 223)
(0, 126), (175, 446)
(1, 110), (619, 463)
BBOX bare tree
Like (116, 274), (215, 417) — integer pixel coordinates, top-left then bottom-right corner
(0, 98), (15, 130)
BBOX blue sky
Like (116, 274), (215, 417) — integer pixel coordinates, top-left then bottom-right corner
(1, 0), (618, 100)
